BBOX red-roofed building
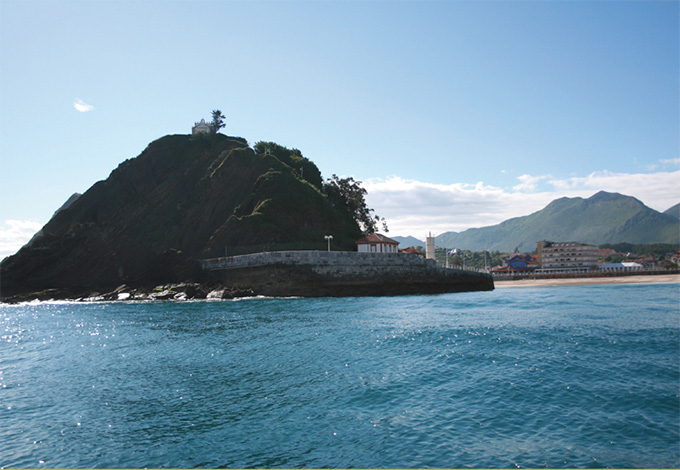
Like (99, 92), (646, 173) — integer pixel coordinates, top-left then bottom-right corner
(356, 233), (400, 253)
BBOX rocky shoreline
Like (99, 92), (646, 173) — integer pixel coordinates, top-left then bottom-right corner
(2, 267), (495, 303)
(2, 252), (495, 303)
(0, 282), (258, 304)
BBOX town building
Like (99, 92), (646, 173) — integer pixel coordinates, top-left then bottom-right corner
(356, 233), (400, 253)
(536, 241), (598, 273)
(599, 262), (643, 272)
(672, 252), (680, 266)
(506, 254), (538, 270)
(192, 119), (211, 134)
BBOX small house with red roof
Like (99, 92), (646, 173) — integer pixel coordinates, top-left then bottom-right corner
(356, 233), (400, 253)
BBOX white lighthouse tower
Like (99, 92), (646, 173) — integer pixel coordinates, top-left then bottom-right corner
(426, 232), (435, 260)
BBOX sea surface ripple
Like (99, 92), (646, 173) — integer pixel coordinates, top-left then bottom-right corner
(1, 283), (678, 468)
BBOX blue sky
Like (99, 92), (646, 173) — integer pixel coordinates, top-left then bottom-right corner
(1, 0), (678, 256)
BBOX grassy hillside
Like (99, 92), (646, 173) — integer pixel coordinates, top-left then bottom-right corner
(436, 191), (680, 252)
(204, 148), (360, 255)
(664, 203), (680, 220)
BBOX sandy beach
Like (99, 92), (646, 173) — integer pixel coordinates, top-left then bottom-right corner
(494, 273), (680, 288)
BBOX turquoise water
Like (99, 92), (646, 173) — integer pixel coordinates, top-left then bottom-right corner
(1, 283), (678, 468)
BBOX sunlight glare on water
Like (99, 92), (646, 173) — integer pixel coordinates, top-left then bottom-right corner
(0, 283), (678, 468)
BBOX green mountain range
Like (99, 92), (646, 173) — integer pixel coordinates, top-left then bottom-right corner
(1, 134), (365, 298)
(664, 203), (680, 220)
(434, 191), (679, 252)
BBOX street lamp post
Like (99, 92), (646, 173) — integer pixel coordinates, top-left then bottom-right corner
(324, 235), (333, 252)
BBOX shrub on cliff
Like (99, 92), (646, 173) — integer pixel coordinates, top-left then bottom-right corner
(253, 141), (323, 190)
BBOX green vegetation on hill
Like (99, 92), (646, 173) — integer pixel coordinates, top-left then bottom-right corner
(599, 242), (679, 258)
(253, 141), (323, 190)
(436, 191), (679, 252)
(664, 203), (680, 220)
(206, 147), (362, 254)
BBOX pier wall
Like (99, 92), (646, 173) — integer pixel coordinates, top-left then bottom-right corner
(201, 251), (494, 297)
(202, 251), (438, 276)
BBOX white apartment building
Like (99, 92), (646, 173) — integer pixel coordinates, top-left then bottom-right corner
(536, 241), (598, 273)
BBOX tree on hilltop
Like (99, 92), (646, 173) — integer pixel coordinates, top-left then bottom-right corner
(210, 109), (226, 134)
(323, 175), (388, 235)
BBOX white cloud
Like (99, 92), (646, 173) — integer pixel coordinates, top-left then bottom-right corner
(364, 170), (680, 237)
(0, 220), (44, 260)
(512, 174), (548, 192)
(660, 157), (680, 166)
(364, 177), (556, 237)
(73, 98), (94, 112)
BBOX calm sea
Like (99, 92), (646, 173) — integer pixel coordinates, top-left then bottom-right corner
(1, 283), (678, 469)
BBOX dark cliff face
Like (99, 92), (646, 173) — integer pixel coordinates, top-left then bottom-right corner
(0, 134), (363, 298)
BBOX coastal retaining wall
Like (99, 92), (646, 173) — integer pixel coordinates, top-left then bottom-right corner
(202, 251), (437, 274)
(201, 251), (494, 297)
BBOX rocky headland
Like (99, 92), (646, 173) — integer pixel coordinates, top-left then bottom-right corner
(1, 133), (493, 302)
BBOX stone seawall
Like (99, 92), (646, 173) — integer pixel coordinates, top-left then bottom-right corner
(203, 251), (437, 270)
(202, 251), (494, 297)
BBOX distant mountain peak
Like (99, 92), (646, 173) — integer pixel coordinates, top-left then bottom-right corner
(588, 190), (641, 204)
(590, 190), (620, 200)
(434, 191), (678, 252)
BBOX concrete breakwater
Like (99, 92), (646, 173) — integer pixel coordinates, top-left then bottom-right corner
(202, 251), (494, 297)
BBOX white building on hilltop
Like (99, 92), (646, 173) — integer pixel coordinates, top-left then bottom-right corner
(192, 119), (211, 134)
